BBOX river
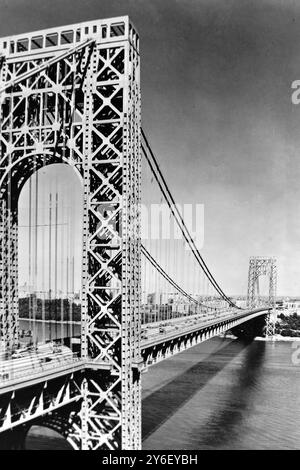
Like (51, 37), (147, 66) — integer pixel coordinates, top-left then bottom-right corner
(19, 319), (81, 342)
(24, 335), (300, 450)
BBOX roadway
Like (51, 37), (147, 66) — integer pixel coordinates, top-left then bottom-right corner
(0, 307), (269, 393)
(141, 307), (269, 349)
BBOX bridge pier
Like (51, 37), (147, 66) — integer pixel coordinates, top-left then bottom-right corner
(77, 19), (141, 450)
(265, 311), (277, 337)
(247, 257), (277, 338)
(0, 17), (141, 450)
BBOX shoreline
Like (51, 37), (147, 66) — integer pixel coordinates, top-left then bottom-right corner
(222, 333), (300, 342)
(256, 335), (300, 342)
(19, 317), (80, 325)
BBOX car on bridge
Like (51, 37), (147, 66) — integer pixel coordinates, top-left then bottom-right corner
(141, 329), (148, 340)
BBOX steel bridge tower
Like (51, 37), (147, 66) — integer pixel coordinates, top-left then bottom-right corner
(0, 17), (141, 449)
(247, 256), (277, 336)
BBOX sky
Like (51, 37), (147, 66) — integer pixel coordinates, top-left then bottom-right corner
(2, 0), (300, 296)
(18, 166), (83, 294)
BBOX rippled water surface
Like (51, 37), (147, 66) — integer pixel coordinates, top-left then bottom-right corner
(25, 337), (300, 450)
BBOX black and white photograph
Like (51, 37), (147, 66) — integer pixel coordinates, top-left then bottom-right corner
(0, 0), (299, 454)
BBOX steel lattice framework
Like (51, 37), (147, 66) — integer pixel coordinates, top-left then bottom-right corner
(0, 17), (141, 450)
(247, 256), (277, 336)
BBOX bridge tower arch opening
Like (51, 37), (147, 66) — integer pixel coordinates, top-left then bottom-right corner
(247, 256), (277, 336)
(17, 162), (83, 349)
(0, 17), (141, 450)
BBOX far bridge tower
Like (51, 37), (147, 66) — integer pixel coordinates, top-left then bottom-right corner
(247, 256), (277, 336)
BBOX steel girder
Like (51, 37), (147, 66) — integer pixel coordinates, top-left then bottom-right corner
(141, 309), (269, 367)
(0, 371), (83, 448)
(0, 404), (82, 449)
(0, 17), (141, 449)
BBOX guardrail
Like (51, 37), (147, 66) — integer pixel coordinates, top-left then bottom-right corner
(0, 351), (80, 385)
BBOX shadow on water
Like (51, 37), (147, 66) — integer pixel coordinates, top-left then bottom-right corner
(142, 337), (255, 440)
(192, 340), (266, 448)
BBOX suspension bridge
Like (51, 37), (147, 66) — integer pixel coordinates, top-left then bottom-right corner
(0, 16), (277, 450)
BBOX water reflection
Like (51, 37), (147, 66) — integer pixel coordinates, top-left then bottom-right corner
(192, 340), (266, 448)
(142, 338), (250, 440)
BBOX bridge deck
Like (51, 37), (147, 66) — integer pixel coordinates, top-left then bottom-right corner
(141, 307), (268, 349)
(0, 307), (269, 395)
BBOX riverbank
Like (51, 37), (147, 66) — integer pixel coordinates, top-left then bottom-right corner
(19, 317), (80, 325)
(221, 333), (300, 342)
(257, 334), (300, 342)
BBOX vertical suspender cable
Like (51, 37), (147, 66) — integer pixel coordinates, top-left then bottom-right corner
(54, 192), (58, 341)
(68, 210), (73, 342)
(60, 204), (64, 345)
(66, 253), (69, 347)
(28, 178), (32, 336)
(71, 210), (74, 339)
(71, 250), (75, 340)
(41, 183), (45, 344)
(34, 163), (38, 345)
(48, 193), (52, 341)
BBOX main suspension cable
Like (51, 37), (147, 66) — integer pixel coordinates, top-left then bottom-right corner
(141, 128), (238, 309)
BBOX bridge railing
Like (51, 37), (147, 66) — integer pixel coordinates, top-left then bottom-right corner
(141, 307), (242, 342)
(0, 350), (80, 386)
